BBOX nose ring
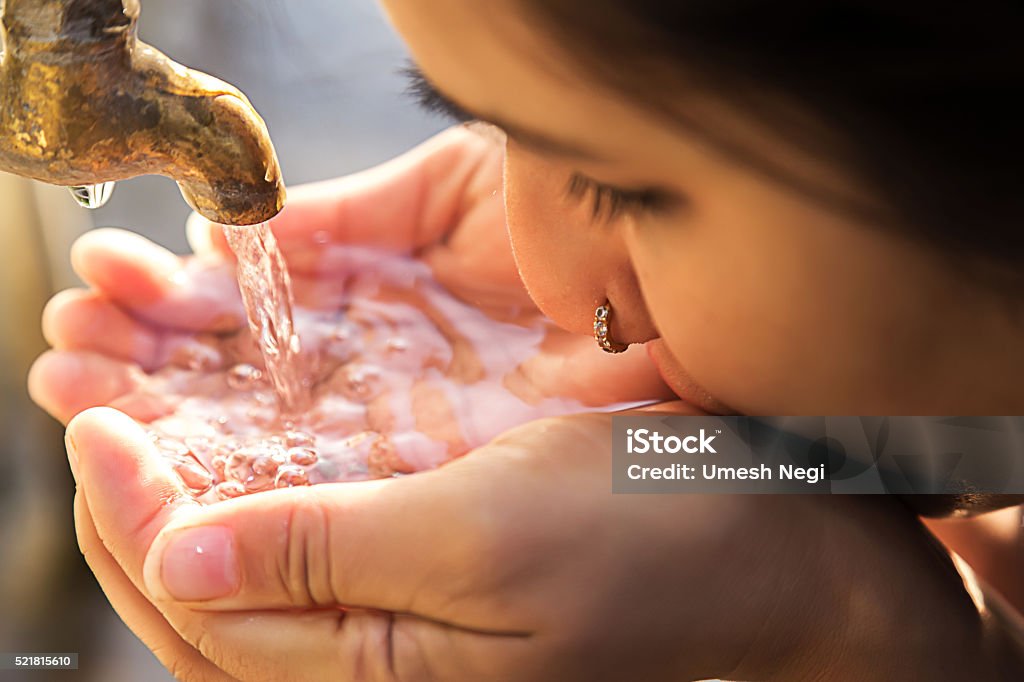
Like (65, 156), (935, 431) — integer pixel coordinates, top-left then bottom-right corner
(594, 301), (629, 353)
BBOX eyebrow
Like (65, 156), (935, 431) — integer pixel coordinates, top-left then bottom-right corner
(402, 64), (609, 162)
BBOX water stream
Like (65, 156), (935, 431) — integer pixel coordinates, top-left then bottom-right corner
(222, 222), (309, 413)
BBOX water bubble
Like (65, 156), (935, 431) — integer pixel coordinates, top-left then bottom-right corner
(226, 363), (264, 390)
(251, 455), (280, 476)
(244, 472), (275, 493)
(288, 446), (319, 467)
(172, 455), (214, 496)
(275, 466), (310, 488)
(184, 436), (213, 452)
(223, 451), (253, 482)
(245, 406), (276, 426)
(210, 454), (227, 479)
(253, 391), (276, 405)
(68, 182), (116, 209)
(329, 328), (351, 343)
(324, 327), (359, 362)
(153, 438), (190, 458)
(171, 344), (223, 372)
(214, 480), (246, 500)
(284, 430), (316, 448)
(336, 364), (383, 403)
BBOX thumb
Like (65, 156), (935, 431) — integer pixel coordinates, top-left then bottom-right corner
(141, 454), (511, 621)
(139, 416), (598, 632)
(186, 125), (501, 265)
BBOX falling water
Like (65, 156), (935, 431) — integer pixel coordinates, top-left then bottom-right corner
(223, 222), (308, 413)
(68, 182), (116, 209)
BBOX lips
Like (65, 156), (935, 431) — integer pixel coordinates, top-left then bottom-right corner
(646, 339), (736, 415)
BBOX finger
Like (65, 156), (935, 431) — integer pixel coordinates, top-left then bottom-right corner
(174, 607), (529, 682)
(509, 336), (677, 406)
(71, 228), (245, 333)
(42, 289), (162, 370)
(187, 126), (501, 263)
(28, 350), (143, 424)
(66, 408), (201, 593)
(41, 288), (225, 374)
(73, 492), (237, 682)
(141, 446), (540, 630)
(64, 408), (512, 682)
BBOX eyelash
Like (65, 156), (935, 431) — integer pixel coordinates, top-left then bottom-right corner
(564, 173), (674, 221)
(403, 65), (475, 122)
(404, 64), (676, 221)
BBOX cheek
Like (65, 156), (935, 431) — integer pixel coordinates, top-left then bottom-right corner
(502, 145), (630, 334)
(630, 198), (948, 414)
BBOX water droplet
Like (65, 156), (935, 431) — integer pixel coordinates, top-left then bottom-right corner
(385, 338), (409, 354)
(288, 446), (319, 467)
(226, 363), (264, 390)
(214, 480), (246, 500)
(68, 182), (116, 209)
(275, 466), (309, 488)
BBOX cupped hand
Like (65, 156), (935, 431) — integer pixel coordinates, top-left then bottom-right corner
(25, 127), (666, 680)
(29, 126), (669, 433)
(63, 405), (1004, 682)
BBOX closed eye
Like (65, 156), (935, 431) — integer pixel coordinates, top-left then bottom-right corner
(402, 64), (476, 124)
(565, 172), (683, 221)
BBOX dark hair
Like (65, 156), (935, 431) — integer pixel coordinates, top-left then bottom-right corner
(522, 1), (1023, 279)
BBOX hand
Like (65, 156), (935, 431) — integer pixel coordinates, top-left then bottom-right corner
(61, 405), (1016, 682)
(29, 126), (669, 431)
(37, 127), (1007, 680)
(24, 127), (661, 679)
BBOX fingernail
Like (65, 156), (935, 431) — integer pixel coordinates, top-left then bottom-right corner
(158, 526), (239, 601)
(65, 432), (79, 482)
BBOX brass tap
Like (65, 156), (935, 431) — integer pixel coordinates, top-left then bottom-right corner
(0, 0), (285, 225)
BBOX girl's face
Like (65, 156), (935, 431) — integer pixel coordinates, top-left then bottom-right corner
(382, 0), (1022, 414)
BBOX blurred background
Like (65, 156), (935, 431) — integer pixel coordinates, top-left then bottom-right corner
(0, 1), (443, 678)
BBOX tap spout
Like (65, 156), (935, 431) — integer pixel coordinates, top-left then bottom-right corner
(0, 0), (285, 225)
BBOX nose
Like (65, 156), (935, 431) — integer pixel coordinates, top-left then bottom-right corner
(502, 143), (658, 344)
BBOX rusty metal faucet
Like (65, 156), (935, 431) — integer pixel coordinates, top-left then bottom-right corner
(0, 0), (285, 225)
